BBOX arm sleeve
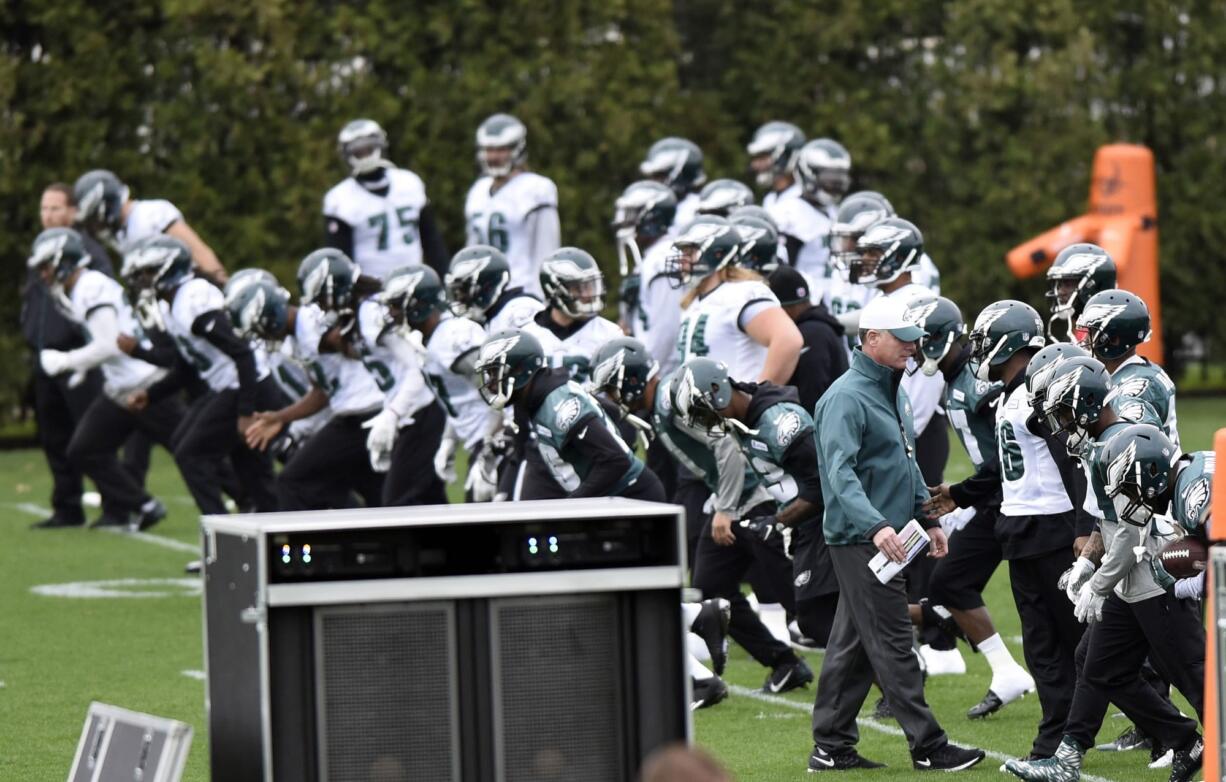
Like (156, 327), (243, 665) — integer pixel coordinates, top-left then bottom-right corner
(526, 205), (561, 265)
(323, 217), (355, 257)
(1087, 521), (1142, 595)
(145, 355), (192, 403)
(418, 204), (450, 275)
(565, 416), (635, 499)
(383, 333), (432, 419)
(128, 329), (180, 368)
(817, 398), (889, 538)
(783, 234), (803, 267)
(60, 306), (122, 370)
(782, 436), (824, 505)
(949, 456), (1002, 508)
(192, 311), (258, 416)
(710, 426), (749, 516)
(1043, 427), (1096, 537)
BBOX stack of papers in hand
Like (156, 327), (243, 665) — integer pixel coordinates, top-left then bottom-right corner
(867, 519), (930, 584)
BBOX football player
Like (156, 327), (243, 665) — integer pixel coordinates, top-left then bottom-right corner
(639, 136), (706, 232)
(123, 236), (280, 514)
(1044, 243), (1116, 343)
(771, 138), (849, 303)
(1077, 289), (1179, 449)
(28, 228), (171, 530)
(445, 244), (543, 335)
(694, 179), (754, 218)
(474, 329), (664, 501)
(746, 121), (805, 209)
(926, 300), (1090, 760)
(612, 180), (681, 375)
(904, 293), (1037, 716)
(729, 209), (783, 276)
(73, 169), (227, 283)
(1005, 370), (1204, 782)
(464, 114), (559, 297)
(522, 247), (622, 381)
(323, 119), (450, 279)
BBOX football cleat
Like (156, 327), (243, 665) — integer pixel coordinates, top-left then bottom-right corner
(690, 676), (728, 711)
(870, 696), (893, 722)
(30, 515), (85, 530)
(690, 598), (731, 676)
(1168, 735), (1202, 782)
(136, 498), (167, 532)
(1004, 737), (1083, 781)
(968, 666), (1035, 719)
(763, 655), (813, 694)
(808, 745), (885, 772)
(913, 743), (986, 772)
(1095, 725), (1150, 752)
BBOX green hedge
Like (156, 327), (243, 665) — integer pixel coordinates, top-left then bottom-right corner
(3, 1), (1223, 418)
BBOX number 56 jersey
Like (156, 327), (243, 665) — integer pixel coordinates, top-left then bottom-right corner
(323, 168), (427, 280)
(464, 171), (558, 297)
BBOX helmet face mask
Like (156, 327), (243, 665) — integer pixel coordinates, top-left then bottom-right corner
(1045, 244), (1117, 326)
(664, 219), (740, 290)
(476, 114), (528, 178)
(590, 338), (657, 414)
(122, 236), (194, 296)
(1076, 290), (1151, 361)
(338, 119), (390, 177)
(849, 218), (922, 287)
(746, 121), (805, 189)
(474, 330), (544, 410)
(673, 359), (733, 436)
(540, 248), (606, 320)
(28, 228), (90, 288)
(1039, 356), (1109, 456)
(796, 139), (852, 207)
(445, 246), (510, 323)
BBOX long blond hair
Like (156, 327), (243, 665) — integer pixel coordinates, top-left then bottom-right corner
(681, 266), (764, 309)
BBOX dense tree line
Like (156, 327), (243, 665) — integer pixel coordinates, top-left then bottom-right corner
(2, 0), (1223, 416)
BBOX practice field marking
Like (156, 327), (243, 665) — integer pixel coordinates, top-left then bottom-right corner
(727, 685), (1121, 782)
(30, 578), (202, 599)
(181, 670), (207, 682)
(8, 502), (199, 554)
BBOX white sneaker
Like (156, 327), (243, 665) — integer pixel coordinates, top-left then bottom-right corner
(990, 664), (1036, 704)
(919, 644), (967, 675)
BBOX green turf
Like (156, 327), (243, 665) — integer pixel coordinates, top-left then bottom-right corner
(0, 399), (1220, 780)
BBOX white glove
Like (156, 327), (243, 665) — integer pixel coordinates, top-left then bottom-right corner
(1174, 571), (1206, 601)
(39, 349), (70, 377)
(939, 507), (974, 537)
(1074, 584), (1106, 624)
(1064, 557), (1098, 603)
(362, 408), (400, 473)
(433, 424), (458, 483)
(464, 446), (500, 502)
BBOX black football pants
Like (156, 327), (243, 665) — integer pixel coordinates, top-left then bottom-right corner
(33, 369), (99, 523)
(929, 505), (1003, 611)
(277, 412), (385, 511)
(382, 403), (448, 507)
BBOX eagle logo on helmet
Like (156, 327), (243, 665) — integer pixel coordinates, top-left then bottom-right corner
(1061, 252), (1108, 276)
(77, 182), (106, 222)
(1079, 302), (1127, 331)
(1043, 365), (1085, 415)
(301, 262), (331, 306)
(31, 234), (70, 268)
(675, 222), (728, 248)
(383, 269), (425, 301)
(449, 255), (491, 282)
(775, 411), (804, 447)
(973, 303), (1011, 336)
(238, 288), (267, 336)
(478, 334), (520, 367)
(903, 299), (939, 330)
(1105, 438), (1139, 496)
(591, 348), (626, 391)
(859, 223), (911, 249)
(1181, 478), (1210, 524)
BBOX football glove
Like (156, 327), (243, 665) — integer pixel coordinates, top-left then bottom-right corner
(433, 422), (458, 482)
(1061, 556), (1098, 603)
(1073, 583), (1106, 624)
(739, 515), (785, 543)
(362, 408), (401, 473)
(39, 349), (70, 377)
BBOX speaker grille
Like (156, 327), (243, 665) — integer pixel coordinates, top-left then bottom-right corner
(491, 595), (624, 782)
(316, 604), (458, 782)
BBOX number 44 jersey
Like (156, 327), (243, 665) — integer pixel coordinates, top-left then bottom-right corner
(323, 168), (427, 281)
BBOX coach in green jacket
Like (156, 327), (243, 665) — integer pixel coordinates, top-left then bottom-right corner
(806, 294), (984, 773)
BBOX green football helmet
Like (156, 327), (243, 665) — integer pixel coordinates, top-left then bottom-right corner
(902, 294), (965, 377)
(968, 300), (1046, 381)
(298, 248), (358, 312)
(830, 191), (895, 273)
(1100, 423), (1178, 526)
(640, 137), (707, 200)
(475, 329), (545, 409)
(122, 235), (194, 295)
(696, 179), (754, 217)
(539, 247), (605, 319)
(1045, 243), (1116, 324)
(746, 121), (806, 188)
(1077, 289), (1151, 361)
(73, 169), (128, 234)
(665, 216), (741, 290)
(226, 279), (290, 340)
(1040, 355), (1111, 455)
(672, 357), (733, 435)
(1025, 342), (1090, 413)
(729, 205), (778, 231)
(613, 180), (678, 275)
(476, 113), (527, 177)
(338, 118), (391, 176)
(729, 213), (780, 274)
(849, 217), (923, 287)
(795, 138), (851, 207)
(590, 337), (658, 413)
(28, 227), (91, 283)
(225, 268), (283, 301)
(445, 245), (511, 323)
(380, 265), (448, 326)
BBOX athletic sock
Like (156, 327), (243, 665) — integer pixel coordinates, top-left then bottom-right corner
(978, 632), (1019, 676)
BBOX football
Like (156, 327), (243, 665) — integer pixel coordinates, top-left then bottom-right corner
(1159, 538), (1209, 579)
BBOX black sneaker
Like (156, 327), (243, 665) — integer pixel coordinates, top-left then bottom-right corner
(691, 676), (728, 710)
(1168, 735), (1203, 782)
(89, 513), (132, 529)
(1096, 725), (1150, 751)
(870, 696), (894, 721)
(30, 515), (85, 530)
(967, 689), (1004, 719)
(919, 598), (969, 644)
(185, 560), (202, 574)
(691, 598), (731, 675)
(763, 655), (813, 694)
(912, 743), (985, 771)
(136, 498), (166, 531)
(808, 745), (885, 772)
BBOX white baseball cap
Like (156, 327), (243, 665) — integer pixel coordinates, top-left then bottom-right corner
(860, 294), (925, 342)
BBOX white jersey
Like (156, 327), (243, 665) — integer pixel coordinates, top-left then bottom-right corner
(676, 280), (779, 380)
(355, 299), (434, 419)
(166, 277), (238, 392)
(293, 304), (384, 416)
(772, 196), (835, 302)
(66, 270), (162, 395)
(485, 292), (544, 335)
(464, 172), (558, 297)
(762, 181), (801, 212)
(323, 168), (428, 280)
(996, 384), (1074, 517)
(524, 313), (624, 378)
(116, 199), (182, 253)
(424, 315), (491, 451)
(633, 238), (685, 376)
(268, 339), (334, 440)
(889, 283), (946, 435)
(672, 192), (701, 234)
(913, 252), (941, 294)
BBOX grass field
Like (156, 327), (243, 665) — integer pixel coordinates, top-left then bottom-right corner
(0, 399), (1221, 780)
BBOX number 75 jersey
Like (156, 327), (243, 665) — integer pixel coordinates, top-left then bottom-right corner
(323, 168), (427, 280)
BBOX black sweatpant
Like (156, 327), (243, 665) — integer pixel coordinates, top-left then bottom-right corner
(928, 505), (1002, 611)
(277, 412), (385, 511)
(33, 369), (100, 523)
(645, 437), (678, 502)
(67, 393), (182, 517)
(691, 503), (795, 668)
(382, 403), (448, 507)
(1064, 592), (1203, 751)
(1009, 549), (1084, 758)
(174, 385), (280, 515)
(673, 471), (710, 564)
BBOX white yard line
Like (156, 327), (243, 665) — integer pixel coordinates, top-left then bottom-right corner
(8, 503), (198, 555)
(180, 670), (207, 682)
(726, 684), (1121, 782)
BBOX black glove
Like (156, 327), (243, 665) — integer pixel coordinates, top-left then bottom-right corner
(739, 515), (784, 543)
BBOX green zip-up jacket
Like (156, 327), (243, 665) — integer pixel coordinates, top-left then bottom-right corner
(813, 348), (932, 545)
